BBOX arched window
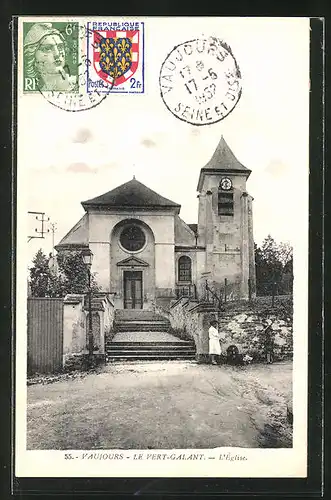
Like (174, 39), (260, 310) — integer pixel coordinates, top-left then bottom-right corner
(178, 256), (192, 282)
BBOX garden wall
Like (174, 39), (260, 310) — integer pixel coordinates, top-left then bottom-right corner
(159, 297), (293, 362)
(63, 293), (115, 369)
(218, 310), (293, 362)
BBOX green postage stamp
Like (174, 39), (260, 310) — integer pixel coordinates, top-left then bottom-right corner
(22, 21), (79, 92)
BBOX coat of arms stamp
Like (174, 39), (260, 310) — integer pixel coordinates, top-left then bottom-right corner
(87, 21), (144, 93)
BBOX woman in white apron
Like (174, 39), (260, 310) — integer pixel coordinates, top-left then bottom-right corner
(208, 320), (223, 365)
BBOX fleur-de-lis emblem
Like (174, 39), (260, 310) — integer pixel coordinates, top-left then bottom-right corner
(113, 47), (119, 63)
(100, 38), (114, 55)
(100, 55), (112, 73)
(118, 56), (129, 73)
(118, 39), (129, 53)
(98, 36), (133, 79)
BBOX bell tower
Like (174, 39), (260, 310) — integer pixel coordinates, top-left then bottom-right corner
(197, 137), (256, 299)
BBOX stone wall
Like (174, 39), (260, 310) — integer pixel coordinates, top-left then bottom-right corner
(218, 311), (293, 362)
(103, 293), (115, 337)
(63, 294), (86, 363)
(63, 293), (115, 368)
(156, 298), (218, 356)
(160, 297), (293, 363)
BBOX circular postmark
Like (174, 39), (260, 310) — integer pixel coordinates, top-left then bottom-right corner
(36, 24), (113, 112)
(159, 37), (242, 126)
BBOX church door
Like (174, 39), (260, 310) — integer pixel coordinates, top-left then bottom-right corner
(123, 271), (143, 309)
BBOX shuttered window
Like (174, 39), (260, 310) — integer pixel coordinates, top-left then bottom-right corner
(218, 191), (234, 216)
(178, 256), (192, 282)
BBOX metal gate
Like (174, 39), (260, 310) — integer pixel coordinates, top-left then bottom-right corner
(27, 298), (64, 374)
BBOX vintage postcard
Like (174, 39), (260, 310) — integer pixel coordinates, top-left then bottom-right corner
(16, 16), (310, 478)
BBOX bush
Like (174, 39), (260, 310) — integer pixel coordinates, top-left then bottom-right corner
(169, 327), (193, 342)
(222, 295), (293, 320)
(63, 354), (105, 372)
(63, 355), (87, 372)
(105, 329), (117, 342)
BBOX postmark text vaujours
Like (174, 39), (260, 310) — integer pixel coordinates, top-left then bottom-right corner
(159, 37), (242, 126)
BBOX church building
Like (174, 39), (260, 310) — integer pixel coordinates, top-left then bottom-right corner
(56, 137), (256, 309)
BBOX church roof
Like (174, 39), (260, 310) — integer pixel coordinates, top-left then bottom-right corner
(175, 216), (196, 246)
(55, 214), (89, 250)
(197, 136), (251, 191)
(81, 178), (181, 211)
(188, 223), (198, 234)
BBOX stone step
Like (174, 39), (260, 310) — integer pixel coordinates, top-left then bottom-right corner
(106, 350), (196, 355)
(114, 309), (167, 322)
(107, 349), (195, 355)
(106, 341), (194, 347)
(115, 321), (170, 326)
(114, 321), (171, 332)
(106, 354), (196, 361)
(218, 318), (261, 322)
(106, 337), (196, 362)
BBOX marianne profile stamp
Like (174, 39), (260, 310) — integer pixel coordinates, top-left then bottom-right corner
(22, 21), (113, 112)
(159, 37), (242, 126)
(23, 21), (80, 93)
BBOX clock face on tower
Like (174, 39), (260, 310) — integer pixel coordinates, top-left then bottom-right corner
(220, 177), (232, 191)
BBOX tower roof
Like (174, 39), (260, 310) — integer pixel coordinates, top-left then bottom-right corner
(204, 136), (250, 171)
(81, 178), (181, 211)
(197, 136), (251, 191)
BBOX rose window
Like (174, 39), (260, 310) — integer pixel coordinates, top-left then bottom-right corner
(120, 225), (146, 252)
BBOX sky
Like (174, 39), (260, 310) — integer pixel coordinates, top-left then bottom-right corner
(18, 17), (310, 264)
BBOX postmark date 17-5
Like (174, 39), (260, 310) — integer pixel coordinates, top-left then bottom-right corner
(159, 38), (242, 126)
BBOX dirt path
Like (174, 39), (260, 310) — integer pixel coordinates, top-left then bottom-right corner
(27, 361), (292, 450)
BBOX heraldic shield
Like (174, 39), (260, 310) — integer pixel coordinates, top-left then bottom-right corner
(93, 30), (140, 86)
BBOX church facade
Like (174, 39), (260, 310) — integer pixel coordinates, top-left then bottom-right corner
(56, 137), (256, 309)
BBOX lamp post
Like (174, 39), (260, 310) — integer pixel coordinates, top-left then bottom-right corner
(82, 248), (94, 366)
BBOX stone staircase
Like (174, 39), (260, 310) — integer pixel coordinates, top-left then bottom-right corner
(106, 340), (196, 362)
(106, 309), (196, 362)
(113, 309), (171, 332)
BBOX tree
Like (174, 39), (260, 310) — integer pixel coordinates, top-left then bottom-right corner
(277, 242), (293, 274)
(29, 249), (61, 297)
(28, 249), (100, 298)
(255, 236), (293, 296)
(56, 250), (100, 295)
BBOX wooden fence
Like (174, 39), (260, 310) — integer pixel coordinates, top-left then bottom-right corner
(27, 297), (64, 374)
